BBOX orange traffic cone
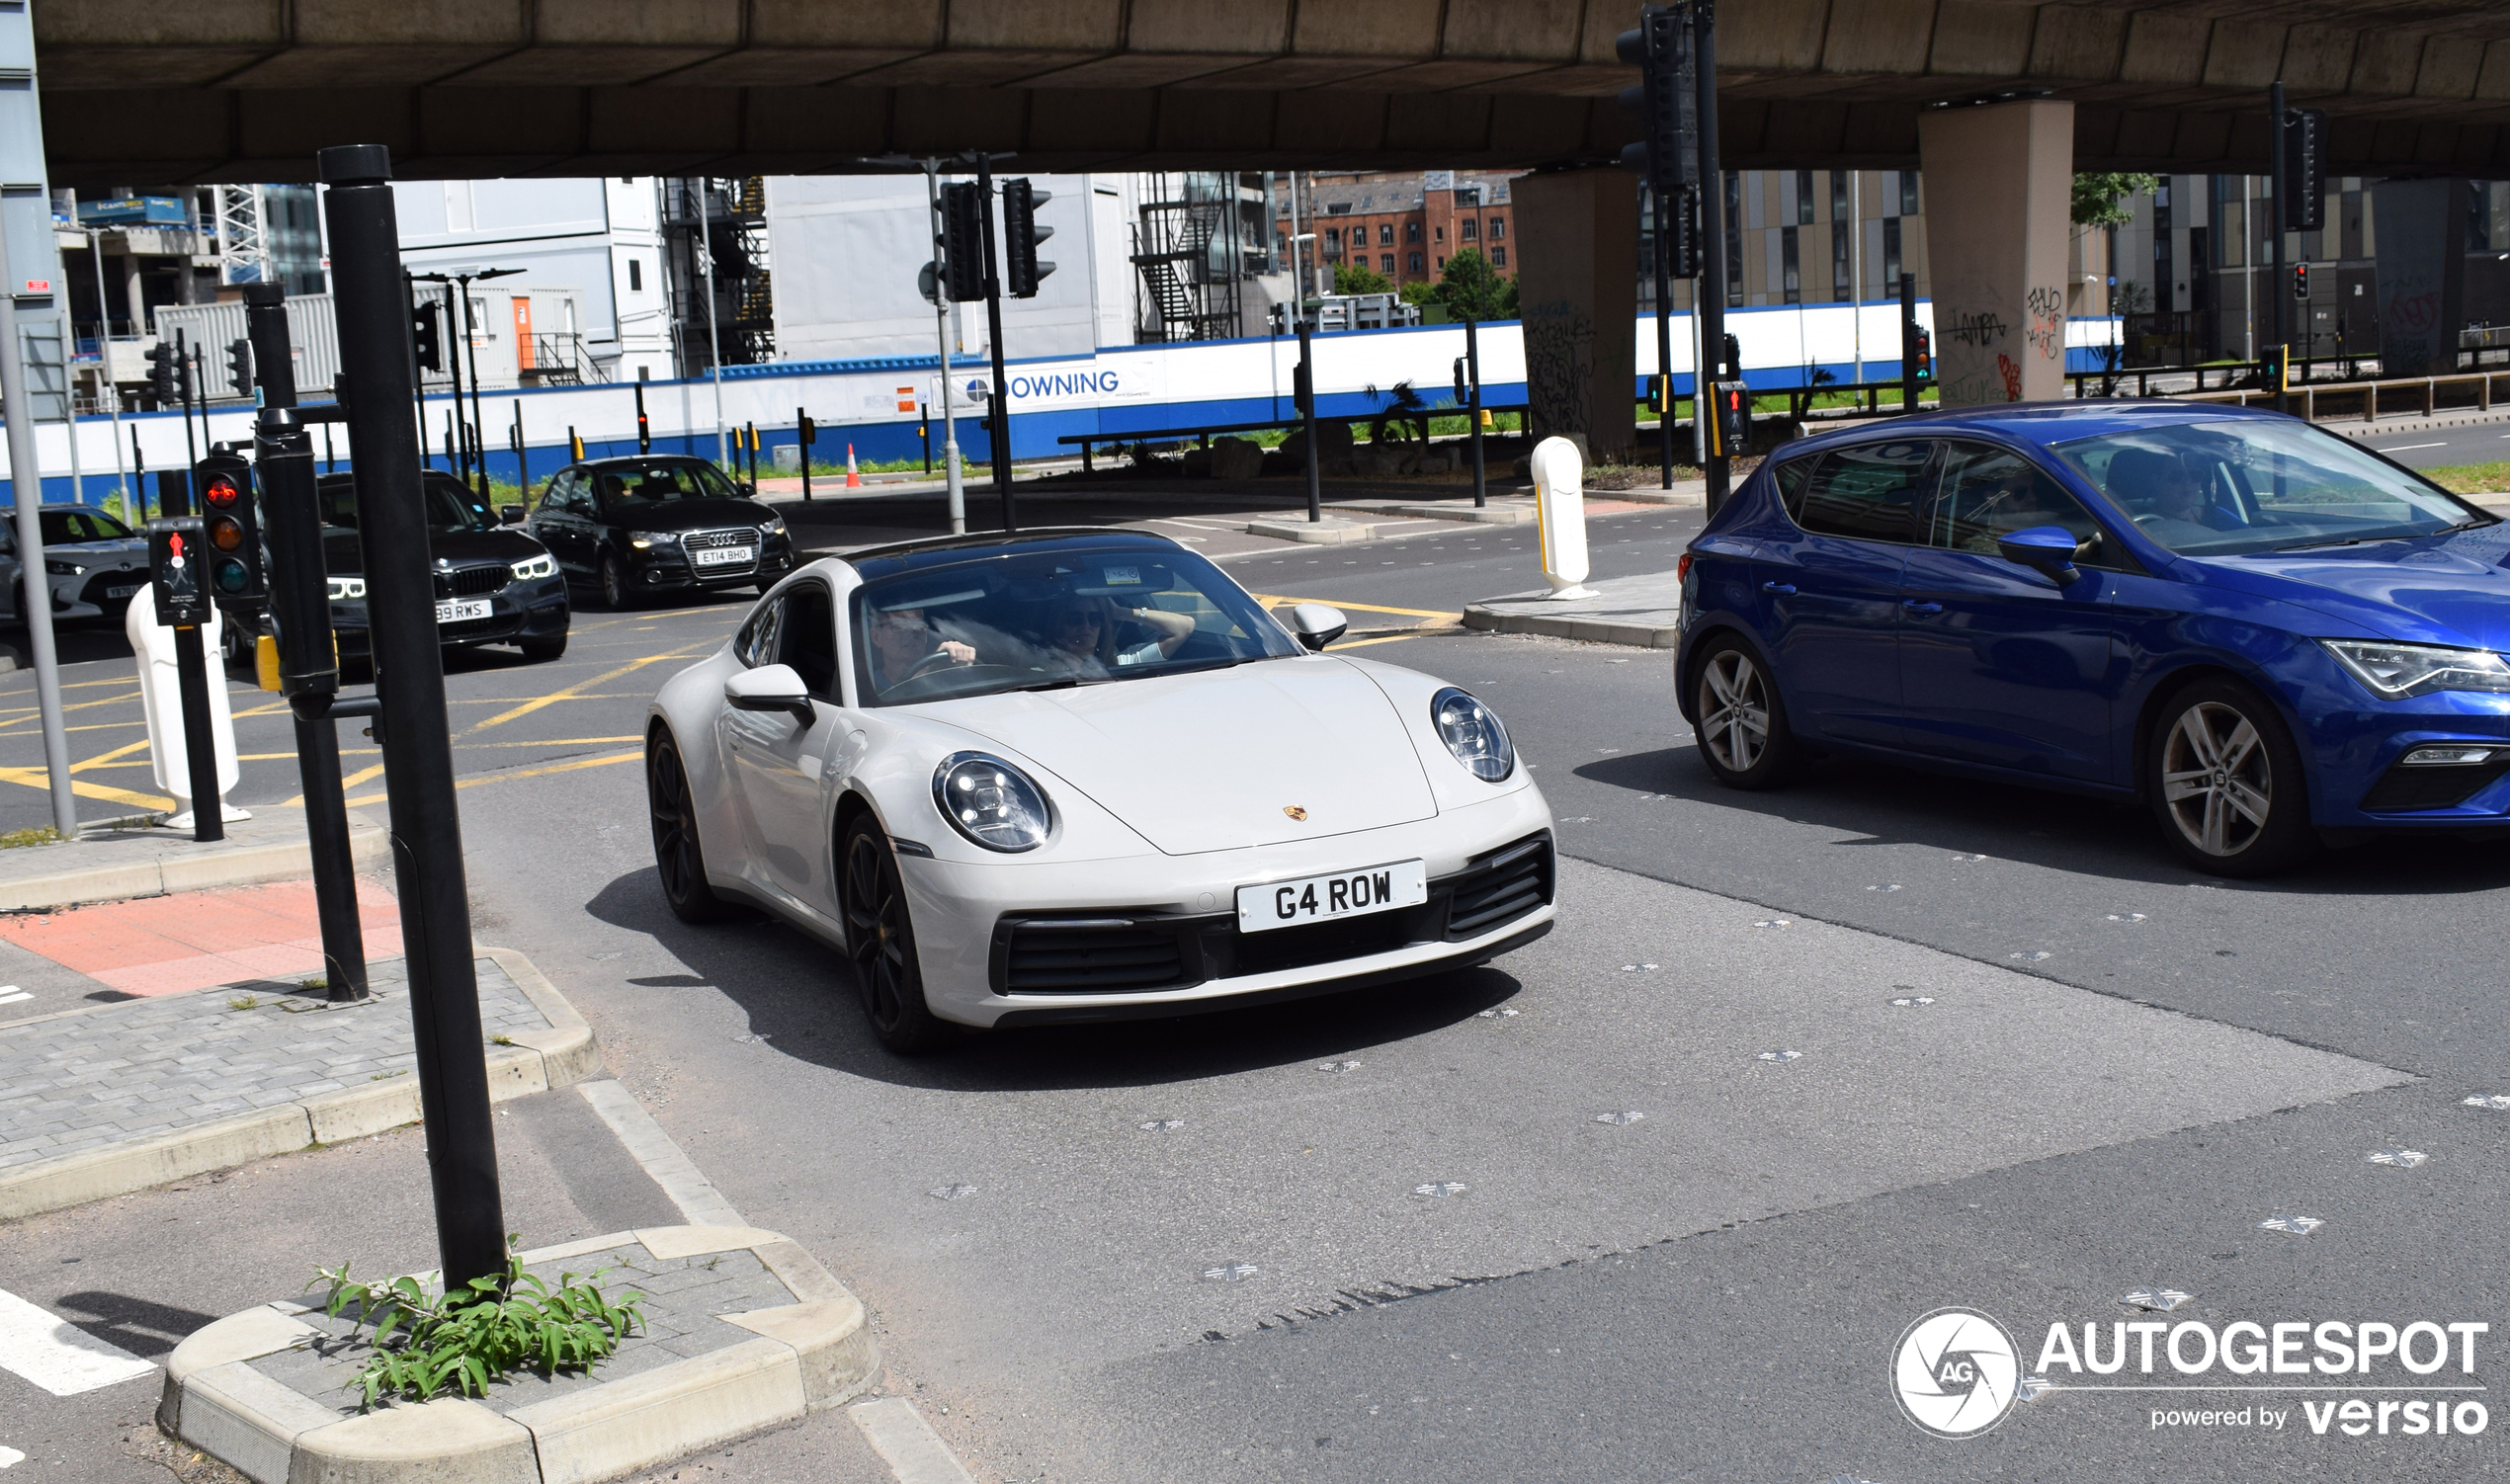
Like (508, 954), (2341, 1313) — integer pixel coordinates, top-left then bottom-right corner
(845, 445), (862, 487)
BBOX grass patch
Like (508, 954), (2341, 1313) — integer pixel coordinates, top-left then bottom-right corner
(227, 994), (260, 1012)
(2418, 461), (2510, 497)
(0, 826), (64, 849)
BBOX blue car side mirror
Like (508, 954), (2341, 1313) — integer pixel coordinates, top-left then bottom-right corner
(1996, 525), (2091, 579)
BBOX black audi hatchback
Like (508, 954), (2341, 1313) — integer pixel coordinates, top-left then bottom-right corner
(527, 455), (794, 609)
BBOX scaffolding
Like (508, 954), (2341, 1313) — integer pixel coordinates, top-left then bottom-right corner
(1130, 173), (1264, 343)
(661, 177), (774, 373)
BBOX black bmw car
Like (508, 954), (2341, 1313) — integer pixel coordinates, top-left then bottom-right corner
(527, 455), (794, 609)
(303, 469), (570, 663)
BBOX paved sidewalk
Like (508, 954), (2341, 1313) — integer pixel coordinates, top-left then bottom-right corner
(0, 809), (387, 913)
(0, 877), (399, 999)
(1464, 570), (1683, 648)
(0, 949), (597, 1218)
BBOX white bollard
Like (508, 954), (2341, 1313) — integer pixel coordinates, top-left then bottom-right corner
(1530, 435), (1595, 600)
(124, 598), (248, 827)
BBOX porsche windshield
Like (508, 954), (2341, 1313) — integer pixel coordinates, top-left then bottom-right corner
(2052, 418), (2490, 556)
(850, 546), (1302, 706)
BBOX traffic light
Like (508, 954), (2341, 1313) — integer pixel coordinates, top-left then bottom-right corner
(1662, 182), (1701, 280)
(2280, 107), (2326, 232)
(1722, 332), (1742, 377)
(174, 347), (195, 405)
(194, 453), (264, 602)
(2292, 262), (2310, 300)
(940, 182), (985, 303)
(226, 338), (253, 398)
(1910, 326), (1935, 382)
(411, 299), (443, 372)
(1616, 5), (1697, 196)
(147, 517), (209, 626)
(144, 342), (177, 404)
(1707, 379), (1749, 458)
(1002, 179), (1054, 298)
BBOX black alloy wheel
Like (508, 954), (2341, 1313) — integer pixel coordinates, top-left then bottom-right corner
(2147, 678), (2321, 877)
(840, 815), (954, 1054)
(601, 552), (636, 611)
(1692, 634), (1805, 789)
(647, 729), (734, 922)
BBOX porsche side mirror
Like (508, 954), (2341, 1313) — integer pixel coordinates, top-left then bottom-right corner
(1996, 525), (2091, 580)
(498, 504), (526, 525)
(1282, 602), (1349, 651)
(725, 663), (816, 725)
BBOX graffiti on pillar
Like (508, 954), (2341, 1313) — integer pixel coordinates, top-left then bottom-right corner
(1521, 298), (1594, 443)
(1996, 353), (2022, 402)
(2025, 286), (2065, 361)
(1943, 310), (2008, 349)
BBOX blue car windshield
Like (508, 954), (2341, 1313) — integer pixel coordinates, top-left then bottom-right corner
(2051, 418), (2488, 556)
(850, 546), (1302, 706)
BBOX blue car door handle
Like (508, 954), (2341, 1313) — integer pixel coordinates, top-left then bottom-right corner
(1761, 581), (1797, 596)
(1901, 600), (1944, 615)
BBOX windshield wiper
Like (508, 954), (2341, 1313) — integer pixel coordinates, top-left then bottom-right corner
(2272, 533), (2410, 552)
(1013, 677), (1083, 693)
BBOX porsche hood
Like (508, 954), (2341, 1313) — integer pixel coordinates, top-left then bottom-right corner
(929, 658), (1439, 855)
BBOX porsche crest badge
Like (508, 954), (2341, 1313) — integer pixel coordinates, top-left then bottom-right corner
(1282, 805), (1307, 821)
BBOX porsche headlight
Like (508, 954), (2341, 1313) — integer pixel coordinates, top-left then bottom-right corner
(1431, 687), (1515, 782)
(327, 576), (367, 601)
(510, 553), (557, 582)
(2320, 639), (2510, 700)
(933, 752), (1052, 852)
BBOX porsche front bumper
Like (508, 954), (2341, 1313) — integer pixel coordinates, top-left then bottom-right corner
(897, 783), (1556, 1028)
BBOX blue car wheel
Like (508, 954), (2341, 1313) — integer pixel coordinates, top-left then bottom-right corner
(2148, 678), (2321, 877)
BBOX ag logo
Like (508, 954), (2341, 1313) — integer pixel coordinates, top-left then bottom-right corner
(1892, 1307), (2021, 1439)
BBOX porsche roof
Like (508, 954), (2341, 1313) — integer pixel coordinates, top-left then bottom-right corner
(840, 528), (1184, 582)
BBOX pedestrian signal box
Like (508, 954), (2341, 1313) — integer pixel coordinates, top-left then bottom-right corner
(148, 518), (210, 625)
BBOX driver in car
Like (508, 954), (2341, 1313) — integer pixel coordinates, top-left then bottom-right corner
(2110, 449), (2238, 544)
(867, 606), (976, 691)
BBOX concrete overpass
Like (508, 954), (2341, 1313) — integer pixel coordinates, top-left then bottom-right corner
(34, 1), (2510, 187)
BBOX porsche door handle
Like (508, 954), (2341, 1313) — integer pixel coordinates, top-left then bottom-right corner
(1900, 600), (1944, 615)
(1760, 581), (1796, 596)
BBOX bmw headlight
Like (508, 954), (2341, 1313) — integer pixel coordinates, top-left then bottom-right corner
(2320, 639), (2510, 699)
(510, 553), (557, 582)
(1430, 687), (1515, 782)
(933, 752), (1053, 852)
(628, 530), (682, 549)
(326, 576), (367, 601)
(44, 559), (80, 576)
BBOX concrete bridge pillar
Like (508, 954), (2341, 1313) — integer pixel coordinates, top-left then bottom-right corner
(1514, 169), (1637, 462)
(2371, 179), (2468, 378)
(1917, 97), (2075, 407)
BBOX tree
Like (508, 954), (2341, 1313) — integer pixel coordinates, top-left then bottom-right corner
(1399, 279), (1439, 306)
(1334, 260), (1393, 295)
(1427, 247), (1517, 321)
(2072, 172), (2160, 228)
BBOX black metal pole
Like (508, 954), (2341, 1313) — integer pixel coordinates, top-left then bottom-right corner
(440, 285), (467, 485)
(798, 409), (812, 501)
(404, 274), (427, 470)
(1652, 183), (1676, 490)
(512, 398), (528, 501)
(921, 403), (932, 475)
(172, 618), (221, 843)
(1465, 316), (1486, 507)
(1692, 0), (1728, 515)
(1900, 271), (1919, 414)
(131, 427), (147, 519)
(2269, 81), (2288, 415)
(460, 276), (489, 502)
(319, 143), (507, 1294)
(176, 329), (198, 472)
(976, 154), (1017, 533)
(244, 283), (367, 1004)
(1297, 314), (1322, 522)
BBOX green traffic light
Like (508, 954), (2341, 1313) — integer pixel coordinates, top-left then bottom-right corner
(213, 559), (250, 595)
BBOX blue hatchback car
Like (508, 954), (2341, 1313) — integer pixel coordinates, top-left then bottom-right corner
(1675, 402), (2510, 876)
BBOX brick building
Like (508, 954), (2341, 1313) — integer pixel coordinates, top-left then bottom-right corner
(1273, 171), (1519, 293)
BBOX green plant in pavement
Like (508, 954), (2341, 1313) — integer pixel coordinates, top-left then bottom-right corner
(0, 825), (63, 849)
(312, 1246), (646, 1409)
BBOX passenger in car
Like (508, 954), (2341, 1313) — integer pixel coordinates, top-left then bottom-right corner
(1035, 597), (1197, 679)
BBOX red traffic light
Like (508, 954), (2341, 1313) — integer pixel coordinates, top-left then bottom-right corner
(205, 474), (242, 508)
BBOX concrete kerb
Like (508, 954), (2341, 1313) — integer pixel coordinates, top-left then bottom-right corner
(0, 948), (600, 1220)
(0, 808), (390, 912)
(160, 1227), (878, 1484)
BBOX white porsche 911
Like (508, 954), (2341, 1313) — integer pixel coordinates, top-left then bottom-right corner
(644, 529), (1556, 1052)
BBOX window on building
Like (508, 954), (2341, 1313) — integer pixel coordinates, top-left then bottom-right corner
(627, 259), (642, 291)
(1781, 225), (1801, 304)
(1461, 217), (1478, 241)
(1382, 254), (1395, 274)
(1380, 223), (1394, 245)
(1325, 227), (1341, 253)
(1899, 171), (1920, 217)
(1437, 255), (1446, 270)
(1457, 186), (1481, 207)
(1488, 216), (1505, 240)
(1831, 172), (1849, 223)
(1832, 220), (1851, 302)
(1490, 246), (1506, 268)
(1435, 224), (1446, 242)
(1882, 216), (1903, 290)
(1405, 221), (1421, 243)
(1797, 170), (1816, 225)
(1408, 251), (1424, 274)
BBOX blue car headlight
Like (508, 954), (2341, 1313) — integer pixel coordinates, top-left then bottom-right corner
(2320, 639), (2510, 700)
(1431, 687), (1515, 782)
(933, 752), (1052, 852)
